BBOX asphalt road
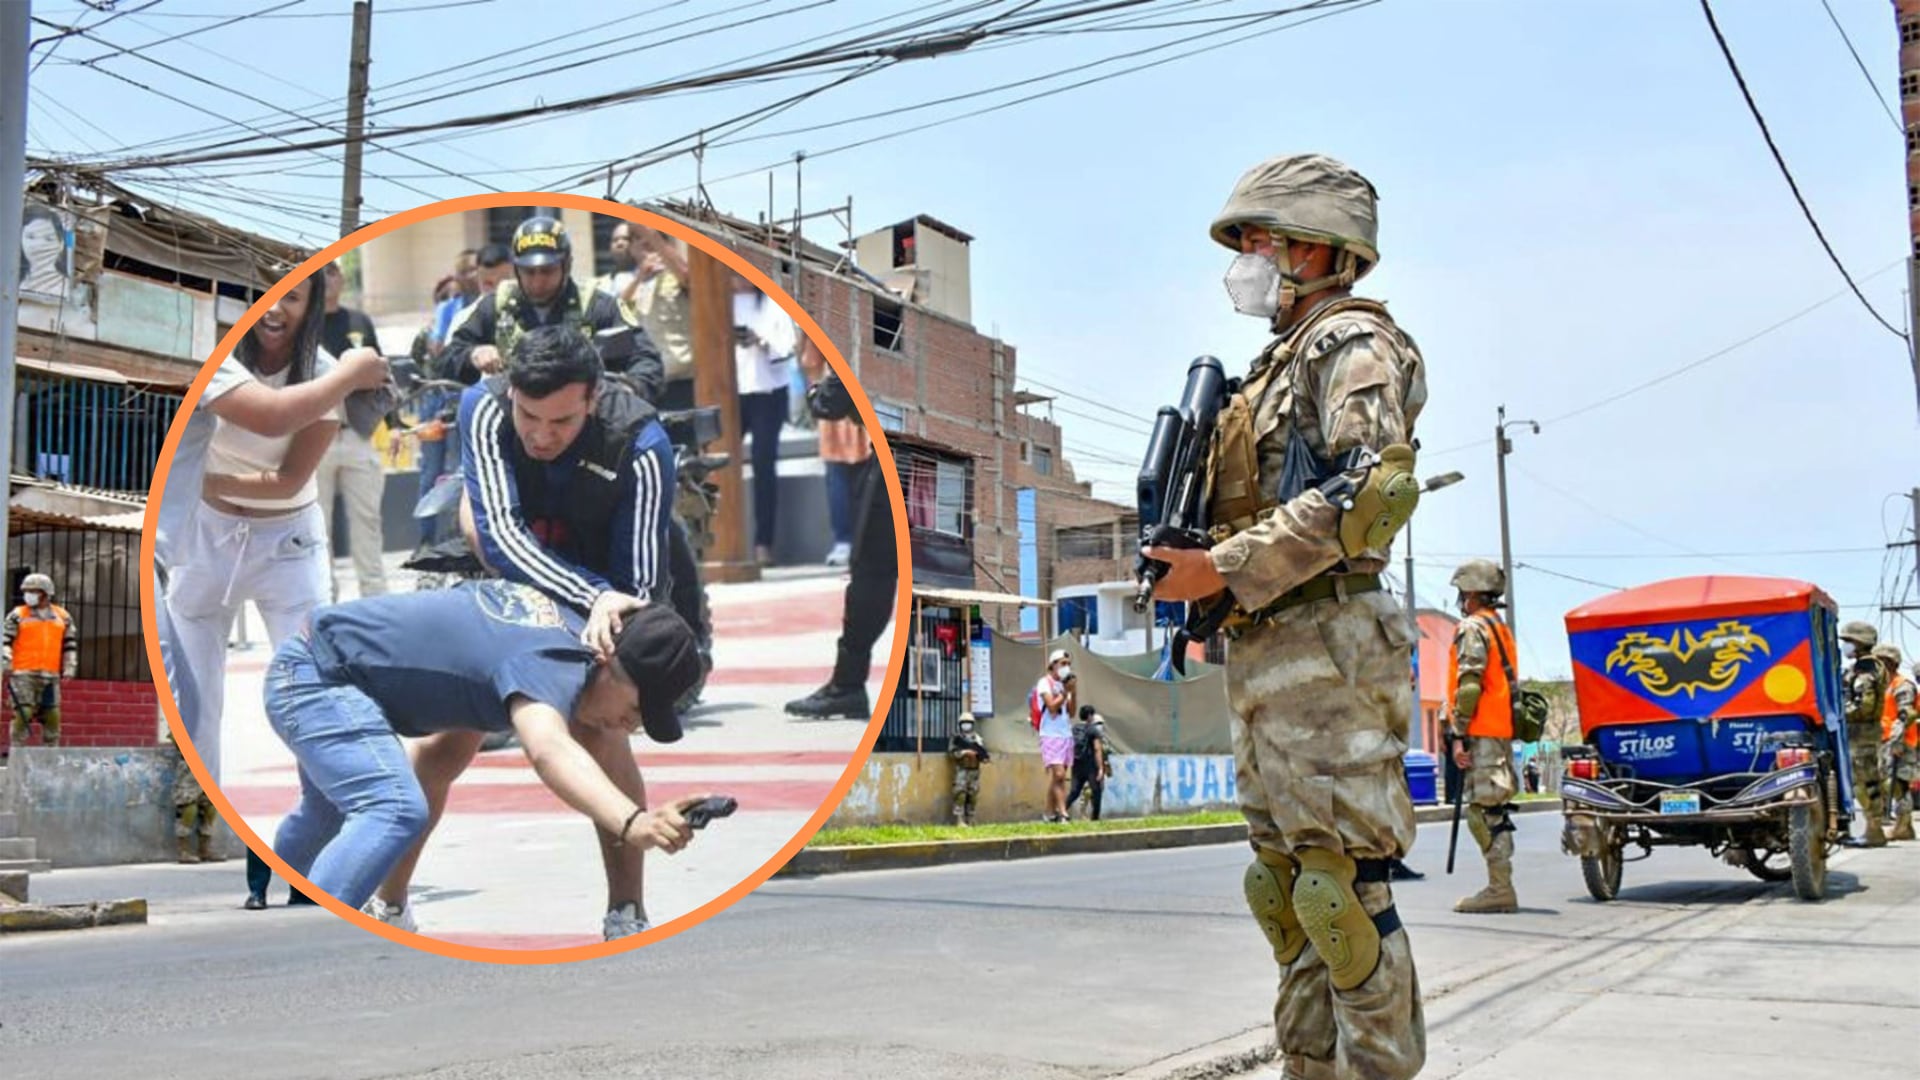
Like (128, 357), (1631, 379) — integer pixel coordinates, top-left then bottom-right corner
(3, 814), (1909, 1079)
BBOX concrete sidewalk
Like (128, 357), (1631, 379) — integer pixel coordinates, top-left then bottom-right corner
(206, 553), (890, 951)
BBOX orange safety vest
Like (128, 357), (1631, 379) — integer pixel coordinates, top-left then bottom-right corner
(1883, 672), (1916, 747)
(10, 604), (72, 674)
(1449, 611), (1514, 740)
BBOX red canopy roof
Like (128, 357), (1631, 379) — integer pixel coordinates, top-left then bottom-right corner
(1564, 575), (1835, 633)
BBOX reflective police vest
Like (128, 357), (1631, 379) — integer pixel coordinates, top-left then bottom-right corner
(1450, 612), (1515, 740)
(10, 604), (72, 674)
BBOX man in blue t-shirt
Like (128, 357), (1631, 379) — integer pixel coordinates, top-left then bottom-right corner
(262, 580), (707, 923)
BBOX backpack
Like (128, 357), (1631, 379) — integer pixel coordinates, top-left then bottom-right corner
(1028, 685), (1044, 731)
(1482, 617), (1549, 744)
(1073, 722), (1099, 768)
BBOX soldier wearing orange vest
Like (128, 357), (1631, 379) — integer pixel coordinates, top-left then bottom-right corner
(1447, 559), (1522, 914)
(2, 573), (78, 750)
(1876, 644), (1915, 842)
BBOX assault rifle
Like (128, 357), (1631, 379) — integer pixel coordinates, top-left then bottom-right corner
(1133, 356), (1231, 675)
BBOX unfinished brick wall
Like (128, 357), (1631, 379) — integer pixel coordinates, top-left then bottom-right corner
(1, 679), (160, 750)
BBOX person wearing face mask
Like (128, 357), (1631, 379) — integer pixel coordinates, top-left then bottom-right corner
(3, 574), (78, 751)
(1839, 621), (1890, 848)
(1444, 560), (1522, 914)
(948, 713), (991, 826)
(1874, 644), (1915, 841)
(1141, 154), (1428, 1080)
(1033, 650), (1077, 822)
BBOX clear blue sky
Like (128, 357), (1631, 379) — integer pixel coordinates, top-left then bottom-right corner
(27, 0), (1920, 676)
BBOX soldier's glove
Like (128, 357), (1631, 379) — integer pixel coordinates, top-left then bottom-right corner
(1334, 443), (1420, 558)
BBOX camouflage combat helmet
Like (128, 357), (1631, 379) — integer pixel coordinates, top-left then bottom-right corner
(1839, 621), (1878, 649)
(1873, 643), (1903, 668)
(21, 572), (54, 596)
(1450, 559), (1506, 597)
(1209, 153), (1380, 279)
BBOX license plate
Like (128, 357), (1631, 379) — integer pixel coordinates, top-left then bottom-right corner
(1659, 791), (1701, 816)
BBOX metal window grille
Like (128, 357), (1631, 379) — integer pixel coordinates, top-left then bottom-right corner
(6, 528), (148, 683)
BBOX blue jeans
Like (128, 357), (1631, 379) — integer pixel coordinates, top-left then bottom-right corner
(415, 390), (456, 545)
(264, 637), (429, 909)
(825, 461), (855, 547)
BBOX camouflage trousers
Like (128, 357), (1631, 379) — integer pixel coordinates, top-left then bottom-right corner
(8, 672), (62, 747)
(1226, 591), (1424, 1080)
(1850, 735), (1885, 824)
(1463, 736), (1519, 850)
(952, 767), (981, 818)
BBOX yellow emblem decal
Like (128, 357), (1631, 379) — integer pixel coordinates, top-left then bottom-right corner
(1604, 621), (1771, 699)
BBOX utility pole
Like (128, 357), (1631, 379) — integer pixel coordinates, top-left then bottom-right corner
(1900, 1), (1920, 417)
(1495, 406), (1539, 640)
(0, 2), (32, 556)
(338, 0), (373, 237)
(1404, 471), (1465, 752)
(689, 244), (759, 584)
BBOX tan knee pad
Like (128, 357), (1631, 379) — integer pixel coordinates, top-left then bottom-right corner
(1292, 847), (1382, 992)
(1466, 805), (1492, 852)
(1244, 847), (1307, 966)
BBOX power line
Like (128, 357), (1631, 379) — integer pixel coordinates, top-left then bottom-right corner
(1421, 255), (1908, 460)
(28, 0), (160, 72)
(1515, 562), (1622, 592)
(1699, 0), (1906, 341)
(1819, 0), (1901, 134)
(61, 0), (496, 18)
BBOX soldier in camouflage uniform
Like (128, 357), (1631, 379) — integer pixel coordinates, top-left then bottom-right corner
(1875, 644), (1915, 841)
(165, 736), (223, 864)
(1446, 559), (1522, 914)
(1144, 154), (1427, 1080)
(949, 714), (990, 826)
(1839, 621), (1888, 848)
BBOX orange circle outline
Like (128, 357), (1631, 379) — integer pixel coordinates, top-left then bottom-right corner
(139, 191), (913, 965)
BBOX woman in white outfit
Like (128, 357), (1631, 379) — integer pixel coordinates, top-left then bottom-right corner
(164, 272), (349, 908)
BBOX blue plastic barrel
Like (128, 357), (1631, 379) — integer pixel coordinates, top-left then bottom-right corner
(1403, 750), (1440, 806)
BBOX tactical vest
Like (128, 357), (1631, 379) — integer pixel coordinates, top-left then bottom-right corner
(1450, 612), (1515, 740)
(1205, 296), (1399, 540)
(488, 376), (658, 585)
(10, 604), (72, 674)
(1847, 658), (1888, 727)
(492, 278), (596, 367)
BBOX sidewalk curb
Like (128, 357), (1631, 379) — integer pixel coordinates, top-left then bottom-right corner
(0, 898), (148, 934)
(781, 800), (1563, 877)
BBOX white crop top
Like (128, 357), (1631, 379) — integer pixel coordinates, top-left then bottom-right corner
(203, 357), (340, 511)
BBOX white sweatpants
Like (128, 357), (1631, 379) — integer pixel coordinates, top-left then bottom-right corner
(163, 501), (331, 785)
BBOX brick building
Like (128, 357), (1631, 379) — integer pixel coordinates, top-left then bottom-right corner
(639, 201), (1133, 632)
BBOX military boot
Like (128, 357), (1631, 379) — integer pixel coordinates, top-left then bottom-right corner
(1455, 831), (1518, 914)
(176, 832), (200, 864)
(1280, 1054), (1337, 1080)
(1866, 811), (1889, 848)
(198, 831), (224, 862)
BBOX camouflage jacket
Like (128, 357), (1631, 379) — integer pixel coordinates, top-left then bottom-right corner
(1207, 296), (1428, 611)
(1846, 657), (1888, 731)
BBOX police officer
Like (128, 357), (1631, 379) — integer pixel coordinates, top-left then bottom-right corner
(3, 573), (78, 750)
(949, 713), (990, 826)
(442, 215), (666, 404)
(1839, 621), (1889, 848)
(1874, 644), (1914, 842)
(1446, 559), (1522, 914)
(1142, 154), (1427, 1080)
(785, 358), (898, 722)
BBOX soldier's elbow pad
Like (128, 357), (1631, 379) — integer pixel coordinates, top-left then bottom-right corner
(1338, 443), (1420, 558)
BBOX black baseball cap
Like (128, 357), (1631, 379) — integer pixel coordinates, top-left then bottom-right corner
(614, 604), (704, 744)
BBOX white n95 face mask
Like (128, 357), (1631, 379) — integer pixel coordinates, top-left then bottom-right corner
(1224, 252), (1283, 319)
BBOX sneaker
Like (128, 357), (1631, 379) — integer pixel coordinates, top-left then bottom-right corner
(785, 683), (870, 720)
(603, 901), (651, 941)
(825, 542), (851, 567)
(362, 896), (418, 933)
